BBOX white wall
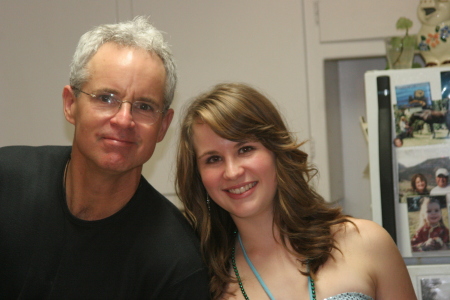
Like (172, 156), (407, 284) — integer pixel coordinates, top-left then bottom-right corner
(0, 1), (309, 208)
(336, 57), (386, 219)
(0, 1), (117, 147)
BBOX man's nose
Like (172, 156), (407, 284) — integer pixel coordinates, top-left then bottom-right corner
(111, 101), (135, 127)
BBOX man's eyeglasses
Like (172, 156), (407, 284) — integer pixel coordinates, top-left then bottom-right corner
(72, 87), (164, 125)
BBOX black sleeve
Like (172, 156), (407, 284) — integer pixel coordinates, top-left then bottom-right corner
(162, 267), (210, 300)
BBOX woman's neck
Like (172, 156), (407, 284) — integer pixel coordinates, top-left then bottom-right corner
(234, 218), (283, 256)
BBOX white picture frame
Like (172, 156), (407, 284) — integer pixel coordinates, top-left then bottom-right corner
(408, 264), (450, 299)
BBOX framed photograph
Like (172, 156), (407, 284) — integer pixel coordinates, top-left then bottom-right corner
(408, 265), (450, 300)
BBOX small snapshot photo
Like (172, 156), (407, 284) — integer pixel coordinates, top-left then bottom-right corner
(396, 145), (450, 203)
(392, 81), (450, 147)
(395, 82), (432, 110)
(408, 195), (449, 253)
(420, 275), (450, 300)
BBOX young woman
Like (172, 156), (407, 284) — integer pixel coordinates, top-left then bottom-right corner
(176, 83), (416, 300)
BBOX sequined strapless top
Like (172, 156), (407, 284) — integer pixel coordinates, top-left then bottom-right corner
(323, 292), (373, 300)
(237, 233), (374, 300)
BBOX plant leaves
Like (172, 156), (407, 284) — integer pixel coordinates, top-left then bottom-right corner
(396, 17), (413, 30)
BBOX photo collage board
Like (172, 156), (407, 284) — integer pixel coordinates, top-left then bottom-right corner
(393, 71), (450, 257)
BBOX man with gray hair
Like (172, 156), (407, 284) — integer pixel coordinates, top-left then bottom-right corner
(0, 17), (209, 299)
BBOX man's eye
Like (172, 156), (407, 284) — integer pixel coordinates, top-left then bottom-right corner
(135, 102), (155, 112)
(97, 94), (116, 104)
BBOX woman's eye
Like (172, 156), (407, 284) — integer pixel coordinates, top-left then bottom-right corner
(239, 146), (254, 154)
(206, 156), (221, 164)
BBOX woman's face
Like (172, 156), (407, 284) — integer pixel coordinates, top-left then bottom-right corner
(192, 122), (278, 222)
(415, 177), (426, 193)
(427, 202), (442, 226)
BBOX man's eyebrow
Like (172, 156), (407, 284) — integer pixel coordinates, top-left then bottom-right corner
(136, 96), (161, 106)
(91, 88), (118, 95)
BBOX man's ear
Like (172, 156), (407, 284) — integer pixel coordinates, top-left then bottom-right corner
(157, 108), (174, 143)
(63, 85), (76, 125)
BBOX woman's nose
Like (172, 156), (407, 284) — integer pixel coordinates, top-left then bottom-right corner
(223, 160), (244, 180)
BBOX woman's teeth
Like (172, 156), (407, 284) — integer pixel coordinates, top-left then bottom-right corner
(228, 182), (256, 194)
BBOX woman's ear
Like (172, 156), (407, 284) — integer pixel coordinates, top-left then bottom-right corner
(63, 85), (76, 125)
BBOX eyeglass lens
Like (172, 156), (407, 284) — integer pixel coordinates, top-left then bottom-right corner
(76, 88), (162, 124)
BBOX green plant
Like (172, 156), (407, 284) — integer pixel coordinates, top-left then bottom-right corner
(392, 17), (415, 48)
(387, 17), (417, 68)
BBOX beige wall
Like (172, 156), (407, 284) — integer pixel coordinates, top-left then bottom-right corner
(0, 1), (309, 207)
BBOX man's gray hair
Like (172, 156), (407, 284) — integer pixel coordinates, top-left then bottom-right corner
(69, 16), (177, 111)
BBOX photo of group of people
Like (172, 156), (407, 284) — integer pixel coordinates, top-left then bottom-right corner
(393, 73), (450, 256)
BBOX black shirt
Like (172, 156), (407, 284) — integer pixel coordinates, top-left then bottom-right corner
(0, 146), (209, 299)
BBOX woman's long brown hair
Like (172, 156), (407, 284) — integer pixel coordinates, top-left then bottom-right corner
(176, 83), (351, 299)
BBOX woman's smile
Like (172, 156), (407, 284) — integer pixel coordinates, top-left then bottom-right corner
(193, 122), (277, 219)
(226, 182), (257, 194)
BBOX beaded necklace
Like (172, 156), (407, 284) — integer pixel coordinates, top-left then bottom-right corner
(231, 232), (316, 300)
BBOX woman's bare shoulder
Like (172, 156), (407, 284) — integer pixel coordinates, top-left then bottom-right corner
(332, 218), (397, 255)
(333, 217), (388, 238)
(330, 218), (416, 298)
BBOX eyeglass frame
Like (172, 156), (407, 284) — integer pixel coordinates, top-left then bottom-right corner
(71, 86), (165, 125)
